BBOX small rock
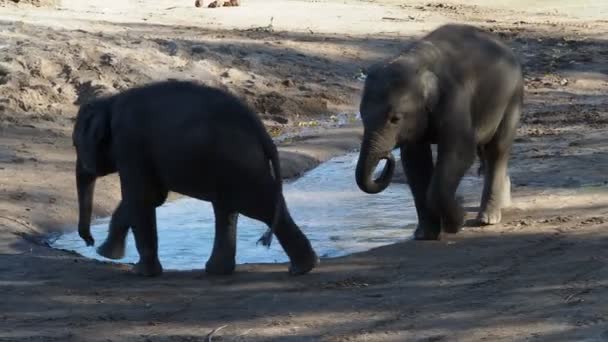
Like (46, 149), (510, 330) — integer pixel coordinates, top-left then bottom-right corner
(194, 0), (202, 7)
(99, 53), (115, 67)
(560, 78), (569, 86)
(270, 115), (288, 124)
(191, 44), (208, 54)
(298, 85), (311, 91)
(282, 79), (294, 87)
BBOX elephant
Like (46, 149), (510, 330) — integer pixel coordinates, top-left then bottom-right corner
(355, 24), (523, 240)
(73, 80), (319, 277)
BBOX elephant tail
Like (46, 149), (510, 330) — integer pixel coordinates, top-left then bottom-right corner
(256, 132), (284, 248)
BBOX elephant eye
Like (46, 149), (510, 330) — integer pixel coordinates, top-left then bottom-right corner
(389, 116), (400, 124)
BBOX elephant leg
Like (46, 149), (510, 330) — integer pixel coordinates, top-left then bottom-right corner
(478, 97), (520, 225)
(119, 172), (165, 277)
(429, 134), (476, 234)
(502, 175), (512, 208)
(401, 143), (441, 240)
(127, 203), (162, 277)
(272, 197), (319, 276)
(129, 204), (163, 277)
(242, 191), (318, 275)
(205, 202), (238, 275)
(97, 191), (167, 260)
(477, 147), (511, 225)
(97, 200), (129, 260)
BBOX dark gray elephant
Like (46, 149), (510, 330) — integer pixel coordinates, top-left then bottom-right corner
(73, 80), (319, 277)
(355, 24), (523, 240)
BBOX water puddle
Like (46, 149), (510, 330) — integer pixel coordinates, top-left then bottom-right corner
(51, 152), (482, 270)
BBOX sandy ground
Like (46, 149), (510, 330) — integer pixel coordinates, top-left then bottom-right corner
(1, 0), (608, 341)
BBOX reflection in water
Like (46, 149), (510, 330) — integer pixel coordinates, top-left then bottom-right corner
(51, 152), (480, 270)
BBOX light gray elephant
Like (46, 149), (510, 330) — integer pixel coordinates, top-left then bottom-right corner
(355, 24), (523, 240)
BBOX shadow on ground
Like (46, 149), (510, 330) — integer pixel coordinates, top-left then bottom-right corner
(1, 205), (608, 340)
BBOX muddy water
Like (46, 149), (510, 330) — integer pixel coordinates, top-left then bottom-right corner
(51, 152), (482, 270)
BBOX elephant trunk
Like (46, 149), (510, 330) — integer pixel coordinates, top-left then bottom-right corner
(76, 158), (97, 246)
(355, 135), (395, 194)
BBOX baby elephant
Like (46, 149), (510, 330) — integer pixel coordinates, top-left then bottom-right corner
(73, 80), (319, 277)
(355, 24), (523, 240)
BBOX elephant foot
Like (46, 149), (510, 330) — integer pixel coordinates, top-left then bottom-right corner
(477, 208), (502, 225)
(96, 240), (126, 260)
(289, 253), (319, 276)
(441, 219), (464, 234)
(133, 259), (163, 277)
(440, 202), (466, 234)
(79, 231), (95, 247)
(205, 259), (236, 275)
(413, 225), (440, 240)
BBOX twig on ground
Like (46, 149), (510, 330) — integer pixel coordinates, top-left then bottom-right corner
(206, 325), (228, 342)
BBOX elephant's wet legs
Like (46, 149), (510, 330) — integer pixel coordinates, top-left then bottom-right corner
(401, 143), (440, 240)
(205, 203), (238, 275)
(97, 200), (129, 260)
(429, 136), (475, 234)
(273, 204), (319, 275)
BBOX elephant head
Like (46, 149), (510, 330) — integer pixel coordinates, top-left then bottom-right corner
(356, 58), (439, 194)
(72, 98), (116, 246)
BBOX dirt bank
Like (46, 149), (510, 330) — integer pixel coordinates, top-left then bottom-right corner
(1, 0), (608, 341)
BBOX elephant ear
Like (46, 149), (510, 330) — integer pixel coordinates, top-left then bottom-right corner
(73, 101), (110, 175)
(419, 69), (439, 113)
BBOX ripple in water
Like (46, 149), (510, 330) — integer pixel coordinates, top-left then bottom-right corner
(51, 152), (481, 270)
